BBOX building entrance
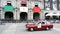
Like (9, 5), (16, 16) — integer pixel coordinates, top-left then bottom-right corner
(33, 13), (40, 20)
(20, 12), (27, 21)
(5, 12), (13, 20)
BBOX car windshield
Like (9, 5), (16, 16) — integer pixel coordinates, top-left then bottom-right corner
(42, 22), (45, 24)
(46, 21), (51, 24)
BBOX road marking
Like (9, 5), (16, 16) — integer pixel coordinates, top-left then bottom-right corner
(53, 28), (60, 31)
(1, 24), (18, 34)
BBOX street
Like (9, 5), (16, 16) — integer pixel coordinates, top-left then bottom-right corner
(0, 23), (60, 34)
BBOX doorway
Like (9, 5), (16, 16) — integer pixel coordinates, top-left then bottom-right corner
(33, 13), (40, 20)
(20, 12), (27, 21)
(5, 12), (13, 20)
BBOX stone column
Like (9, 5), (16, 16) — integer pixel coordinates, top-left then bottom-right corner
(28, 11), (31, 20)
(28, 10), (33, 20)
(30, 11), (33, 20)
(40, 11), (45, 20)
(1, 11), (4, 19)
(17, 11), (20, 20)
(13, 10), (16, 20)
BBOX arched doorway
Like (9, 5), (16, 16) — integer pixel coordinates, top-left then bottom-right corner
(59, 16), (60, 20)
(33, 13), (40, 20)
(53, 16), (58, 20)
(20, 12), (27, 21)
(45, 13), (48, 15)
(5, 12), (13, 20)
(45, 13), (49, 20)
(45, 16), (50, 20)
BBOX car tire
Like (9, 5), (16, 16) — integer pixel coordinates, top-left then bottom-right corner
(30, 28), (34, 31)
(46, 27), (49, 30)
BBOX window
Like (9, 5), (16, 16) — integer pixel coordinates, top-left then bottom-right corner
(21, 4), (27, 7)
(7, 3), (12, 6)
(42, 22), (45, 24)
(52, 0), (57, 10)
(21, 1), (27, 7)
(44, 0), (51, 10)
(59, 4), (60, 10)
(35, 5), (38, 7)
(52, 0), (57, 3)
(45, 0), (50, 3)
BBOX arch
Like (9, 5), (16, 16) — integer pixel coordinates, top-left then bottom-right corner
(45, 16), (50, 20)
(45, 13), (48, 15)
(20, 12), (27, 21)
(5, 12), (13, 20)
(59, 16), (60, 20)
(52, 15), (58, 20)
(45, 13), (49, 20)
(33, 13), (40, 20)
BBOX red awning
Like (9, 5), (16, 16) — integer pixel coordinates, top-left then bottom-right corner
(21, 1), (27, 4)
(33, 7), (41, 12)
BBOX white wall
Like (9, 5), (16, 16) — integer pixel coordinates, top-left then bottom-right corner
(2, 0), (60, 20)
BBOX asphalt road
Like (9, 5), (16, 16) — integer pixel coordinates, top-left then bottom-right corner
(0, 23), (60, 34)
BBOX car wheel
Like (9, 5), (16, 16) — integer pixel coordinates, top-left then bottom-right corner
(46, 27), (49, 30)
(30, 28), (34, 31)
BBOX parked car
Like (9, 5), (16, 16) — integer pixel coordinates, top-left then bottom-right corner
(26, 21), (53, 31)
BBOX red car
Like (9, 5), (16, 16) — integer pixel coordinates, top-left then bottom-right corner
(26, 21), (53, 31)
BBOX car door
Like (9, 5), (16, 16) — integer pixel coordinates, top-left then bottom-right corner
(37, 22), (42, 28)
(41, 22), (47, 29)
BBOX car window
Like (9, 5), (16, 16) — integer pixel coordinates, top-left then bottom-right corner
(38, 22), (41, 24)
(46, 21), (50, 24)
(42, 22), (45, 24)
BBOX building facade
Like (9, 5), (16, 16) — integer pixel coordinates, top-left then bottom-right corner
(0, 0), (60, 21)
